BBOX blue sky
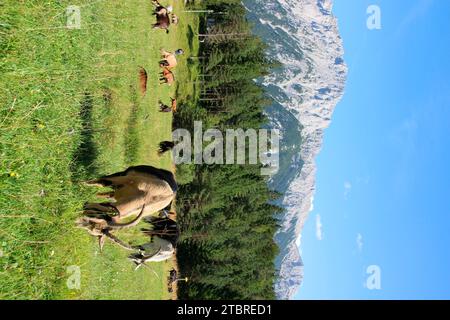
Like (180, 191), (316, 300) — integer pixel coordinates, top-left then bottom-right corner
(296, 0), (450, 299)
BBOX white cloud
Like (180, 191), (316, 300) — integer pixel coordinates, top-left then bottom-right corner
(344, 181), (352, 199)
(315, 215), (323, 241)
(356, 233), (363, 252)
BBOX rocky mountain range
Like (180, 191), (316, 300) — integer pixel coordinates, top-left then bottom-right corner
(244, 0), (348, 299)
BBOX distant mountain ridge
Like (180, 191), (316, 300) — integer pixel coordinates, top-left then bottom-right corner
(244, 0), (348, 299)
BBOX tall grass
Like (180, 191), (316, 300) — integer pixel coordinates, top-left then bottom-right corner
(0, 0), (199, 299)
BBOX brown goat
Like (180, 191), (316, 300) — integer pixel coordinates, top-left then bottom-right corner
(159, 67), (175, 86)
(159, 51), (178, 69)
(152, 1), (171, 33)
(151, 1), (178, 33)
(138, 67), (148, 96)
(153, 15), (170, 33)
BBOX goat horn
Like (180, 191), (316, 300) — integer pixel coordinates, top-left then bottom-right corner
(102, 231), (136, 251)
(108, 205), (146, 230)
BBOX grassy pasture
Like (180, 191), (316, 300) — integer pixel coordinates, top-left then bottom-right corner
(0, 0), (199, 299)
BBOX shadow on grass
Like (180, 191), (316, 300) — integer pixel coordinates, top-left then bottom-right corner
(71, 92), (99, 180)
(124, 84), (140, 166)
(187, 25), (195, 52)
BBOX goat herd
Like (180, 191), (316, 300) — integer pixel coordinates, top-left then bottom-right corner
(77, 1), (185, 272)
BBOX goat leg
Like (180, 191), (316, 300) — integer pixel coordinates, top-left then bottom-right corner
(83, 179), (105, 187)
(97, 191), (115, 199)
(98, 235), (106, 252)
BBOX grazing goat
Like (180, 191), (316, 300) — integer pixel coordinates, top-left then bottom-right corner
(78, 207), (179, 264)
(159, 67), (175, 86)
(129, 215), (180, 268)
(151, 1), (172, 33)
(159, 49), (184, 69)
(129, 237), (174, 267)
(138, 67), (148, 96)
(84, 165), (177, 223)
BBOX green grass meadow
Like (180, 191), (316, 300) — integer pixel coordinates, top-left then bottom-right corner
(0, 0), (199, 299)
